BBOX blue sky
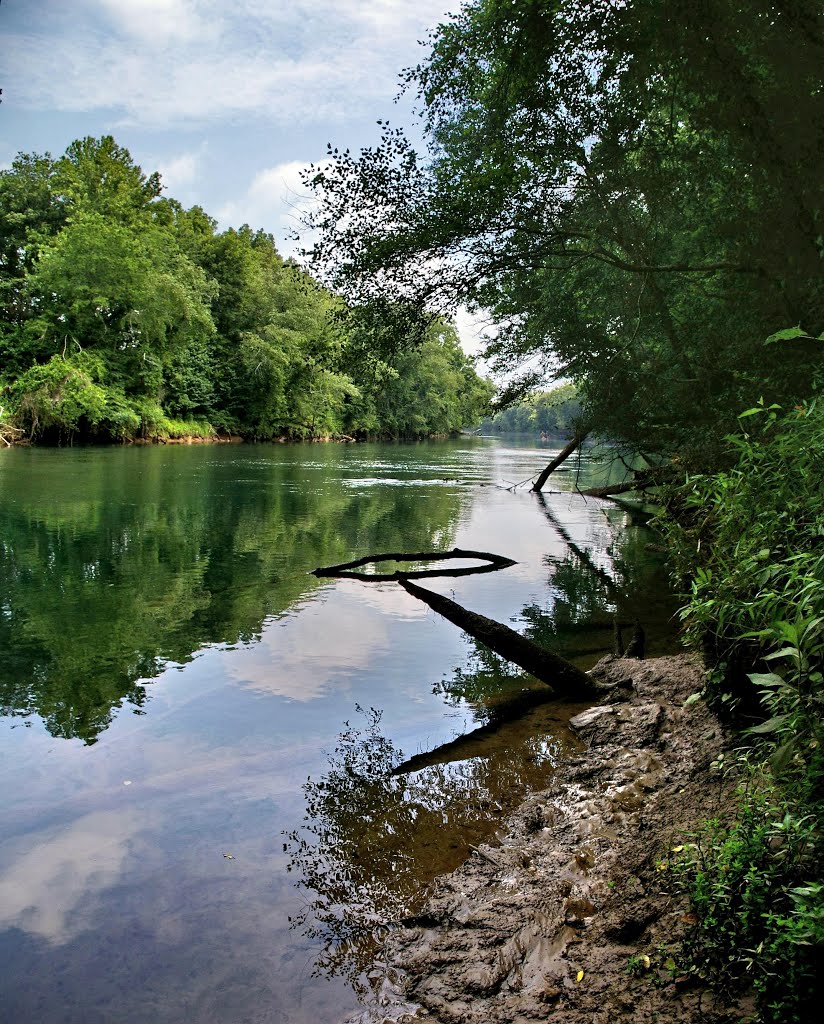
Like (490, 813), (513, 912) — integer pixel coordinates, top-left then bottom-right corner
(1, 0), (456, 250)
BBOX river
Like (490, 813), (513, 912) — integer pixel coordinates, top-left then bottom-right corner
(0, 439), (678, 1023)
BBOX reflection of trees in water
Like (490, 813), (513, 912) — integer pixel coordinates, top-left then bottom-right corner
(435, 505), (679, 711)
(283, 707), (561, 995)
(0, 453), (467, 742)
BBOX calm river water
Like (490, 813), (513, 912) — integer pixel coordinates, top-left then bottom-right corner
(0, 439), (678, 1023)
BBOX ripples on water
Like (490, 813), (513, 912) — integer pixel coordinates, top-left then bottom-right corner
(0, 439), (679, 1022)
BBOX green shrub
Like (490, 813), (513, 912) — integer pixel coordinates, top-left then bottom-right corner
(660, 399), (824, 714)
(12, 353), (109, 437)
(675, 760), (821, 1023)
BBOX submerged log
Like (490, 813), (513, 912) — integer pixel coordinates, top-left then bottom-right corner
(531, 429), (589, 492)
(312, 547), (517, 582)
(399, 579), (597, 698)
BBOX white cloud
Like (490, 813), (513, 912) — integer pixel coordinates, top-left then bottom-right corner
(218, 158), (329, 256)
(95, 0), (211, 45)
(6, 1), (451, 128)
(157, 148), (202, 192)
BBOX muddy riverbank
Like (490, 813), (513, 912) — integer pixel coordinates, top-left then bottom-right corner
(352, 653), (753, 1024)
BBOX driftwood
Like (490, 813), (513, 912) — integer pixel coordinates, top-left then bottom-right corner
(312, 547), (517, 582)
(531, 429), (589, 492)
(399, 579), (597, 699)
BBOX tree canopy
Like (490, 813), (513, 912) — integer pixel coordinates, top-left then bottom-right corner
(301, 0), (824, 468)
(0, 136), (493, 443)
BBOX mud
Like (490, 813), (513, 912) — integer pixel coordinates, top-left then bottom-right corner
(348, 654), (753, 1024)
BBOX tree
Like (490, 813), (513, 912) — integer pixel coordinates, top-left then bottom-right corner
(301, 0), (824, 468)
(1, 136), (494, 443)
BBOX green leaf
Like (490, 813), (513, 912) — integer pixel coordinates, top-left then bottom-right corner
(746, 672), (784, 687)
(747, 715), (788, 734)
(771, 738), (797, 772)
(764, 327), (809, 344)
(763, 647), (799, 661)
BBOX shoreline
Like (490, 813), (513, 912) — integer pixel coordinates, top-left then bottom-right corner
(0, 431), (467, 449)
(353, 653), (753, 1024)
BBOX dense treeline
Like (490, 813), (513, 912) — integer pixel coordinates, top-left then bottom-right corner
(0, 137), (493, 444)
(298, 2), (823, 1019)
(480, 383), (581, 435)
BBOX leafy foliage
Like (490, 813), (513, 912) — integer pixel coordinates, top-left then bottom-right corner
(481, 383), (581, 435)
(660, 400), (823, 1022)
(660, 399), (824, 717)
(300, 0), (824, 468)
(674, 760), (821, 1024)
(0, 136), (492, 443)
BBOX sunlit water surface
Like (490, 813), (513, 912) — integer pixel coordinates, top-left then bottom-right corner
(0, 439), (679, 1023)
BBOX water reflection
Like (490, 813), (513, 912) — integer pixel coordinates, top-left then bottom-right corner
(284, 705), (575, 996)
(434, 496), (679, 713)
(0, 441), (683, 1024)
(0, 447), (467, 743)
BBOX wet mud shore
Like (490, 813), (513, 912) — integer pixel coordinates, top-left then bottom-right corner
(352, 654), (753, 1024)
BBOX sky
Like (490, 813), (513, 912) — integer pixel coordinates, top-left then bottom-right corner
(0, 0), (493, 354)
(0, 1), (454, 250)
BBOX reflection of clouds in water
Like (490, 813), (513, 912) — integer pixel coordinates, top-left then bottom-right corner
(341, 579), (429, 621)
(0, 809), (150, 943)
(224, 583), (426, 702)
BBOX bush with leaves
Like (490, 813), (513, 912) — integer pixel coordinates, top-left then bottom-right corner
(661, 397), (823, 712)
(674, 759), (821, 1024)
(660, 395), (823, 1021)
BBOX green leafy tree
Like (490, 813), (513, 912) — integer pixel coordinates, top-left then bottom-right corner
(301, 0), (824, 467)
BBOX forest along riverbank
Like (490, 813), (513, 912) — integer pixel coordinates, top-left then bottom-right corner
(354, 653), (752, 1024)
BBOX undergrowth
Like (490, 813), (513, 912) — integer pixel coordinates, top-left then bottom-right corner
(659, 396), (823, 1022)
(673, 757), (820, 1023)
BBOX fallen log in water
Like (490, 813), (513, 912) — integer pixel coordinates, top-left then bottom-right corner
(398, 579), (597, 699)
(578, 477), (655, 499)
(531, 429), (589, 492)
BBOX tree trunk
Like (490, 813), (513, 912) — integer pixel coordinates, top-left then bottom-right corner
(398, 579), (597, 698)
(531, 429), (589, 492)
(578, 477), (655, 498)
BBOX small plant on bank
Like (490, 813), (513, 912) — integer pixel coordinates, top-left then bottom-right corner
(672, 757), (820, 1023)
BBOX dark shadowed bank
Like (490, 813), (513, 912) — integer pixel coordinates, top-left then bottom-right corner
(344, 654), (752, 1024)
